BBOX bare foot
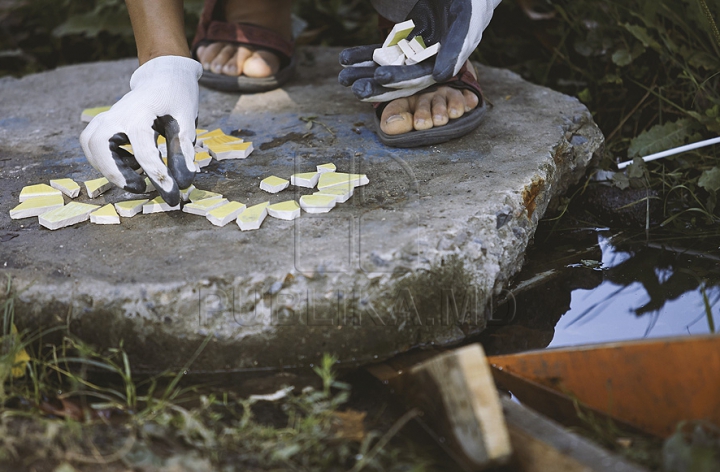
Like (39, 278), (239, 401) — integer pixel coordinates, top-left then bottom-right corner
(379, 61), (480, 135)
(195, 0), (292, 78)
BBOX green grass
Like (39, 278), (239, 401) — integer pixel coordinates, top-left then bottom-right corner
(0, 278), (435, 472)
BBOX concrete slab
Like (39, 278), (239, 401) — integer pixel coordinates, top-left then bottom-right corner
(0, 47), (602, 372)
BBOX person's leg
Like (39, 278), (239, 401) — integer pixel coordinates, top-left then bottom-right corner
(195, 0), (293, 78)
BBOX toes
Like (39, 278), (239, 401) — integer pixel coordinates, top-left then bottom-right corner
(234, 46), (254, 75)
(211, 44), (236, 74)
(413, 93), (434, 131)
(431, 92), (449, 127)
(463, 89), (480, 112)
(380, 98), (414, 136)
(243, 50), (281, 78)
(222, 50), (239, 75)
(446, 87), (466, 120)
(198, 43), (225, 70)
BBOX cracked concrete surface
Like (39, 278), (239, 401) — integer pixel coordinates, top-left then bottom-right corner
(0, 47), (602, 372)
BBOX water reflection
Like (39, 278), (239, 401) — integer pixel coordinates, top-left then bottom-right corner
(480, 228), (720, 355)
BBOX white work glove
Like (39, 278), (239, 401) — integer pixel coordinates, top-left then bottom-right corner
(80, 56), (202, 206)
(338, 0), (501, 102)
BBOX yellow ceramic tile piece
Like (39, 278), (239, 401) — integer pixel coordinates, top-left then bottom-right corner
(19, 184), (62, 202)
(382, 19), (415, 48)
(207, 141), (253, 160)
(142, 196), (180, 214)
(194, 151), (212, 169)
(144, 177), (155, 193)
(84, 177), (112, 198)
(317, 172), (369, 190)
(183, 197), (228, 216)
(260, 176), (289, 194)
(291, 171), (320, 188)
(114, 199), (148, 217)
(314, 185), (354, 203)
(196, 128), (208, 135)
(39, 202), (99, 230)
(180, 185), (196, 202)
(405, 42), (440, 65)
(203, 135), (243, 147)
(120, 144), (133, 154)
(237, 201), (269, 231)
(189, 189), (222, 203)
(90, 203), (120, 225)
(409, 36), (426, 52)
(397, 38), (415, 58)
(10, 195), (64, 219)
(196, 128), (227, 142)
(267, 200), (301, 221)
(50, 178), (81, 198)
(156, 135), (166, 145)
(300, 194), (336, 214)
(206, 201), (246, 227)
(80, 106), (111, 123)
(316, 163), (337, 174)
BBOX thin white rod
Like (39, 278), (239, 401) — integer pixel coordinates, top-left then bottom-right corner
(617, 136), (720, 170)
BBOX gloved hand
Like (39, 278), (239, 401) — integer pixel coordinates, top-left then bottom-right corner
(338, 0), (501, 102)
(80, 55), (202, 206)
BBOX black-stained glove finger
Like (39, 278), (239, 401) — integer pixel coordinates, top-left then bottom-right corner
(339, 44), (381, 66)
(108, 133), (147, 193)
(351, 78), (428, 102)
(338, 66), (378, 87)
(432, 1), (472, 81)
(154, 115), (195, 190)
(374, 61), (435, 86)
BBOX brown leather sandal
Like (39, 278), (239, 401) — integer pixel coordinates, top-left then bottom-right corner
(191, 0), (296, 93)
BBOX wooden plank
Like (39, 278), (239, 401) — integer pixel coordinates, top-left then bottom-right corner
(488, 335), (720, 437)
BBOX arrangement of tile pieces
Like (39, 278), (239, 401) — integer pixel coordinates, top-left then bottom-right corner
(260, 176), (290, 194)
(19, 184), (62, 202)
(208, 142), (254, 160)
(206, 201), (246, 227)
(267, 200), (301, 221)
(39, 202), (99, 230)
(317, 172), (369, 190)
(373, 20), (440, 67)
(237, 202), (269, 231)
(90, 204), (120, 225)
(143, 196), (180, 214)
(114, 199), (148, 217)
(299, 195), (336, 214)
(183, 197), (229, 216)
(290, 171), (320, 188)
(50, 178), (81, 198)
(84, 177), (112, 198)
(80, 106), (111, 123)
(10, 194), (64, 219)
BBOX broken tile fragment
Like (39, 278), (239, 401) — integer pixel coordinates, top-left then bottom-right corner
(50, 178), (81, 198)
(260, 176), (289, 194)
(144, 177), (155, 193)
(189, 189), (223, 203)
(90, 204), (120, 225)
(194, 151), (212, 169)
(300, 194), (337, 214)
(80, 106), (111, 123)
(405, 42), (440, 65)
(408, 36), (426, 54)
(114, 199), (148, 217)
(84, 177), (113, 198)
(10, 195), (64, 219)
(196, 128), (227, 143)
(267, 200), (301, 221)
(180, 185), (196, 202)
(206, 201), (246, 227)
(39, 202), (99, 230)
(397, 39), (415, 59)
(317, 172), (369, 190)
(202, 135), (243, 147)
(316, 163), (337, 174)
(237, 201), (269, 231)
(314, 185), (354, 203)
(373, 45), (405, 66)
(143, 196), (180, 214)
(207, 142), (253, 160)
(290, 171), (320, 188)
(19, 184), (62, 202)
(382, 19), (415, 48)
(183, 197), (229, 216)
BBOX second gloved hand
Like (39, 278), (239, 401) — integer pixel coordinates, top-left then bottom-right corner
(80, 55), (202, 206)
(338, 0), (501, 102)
